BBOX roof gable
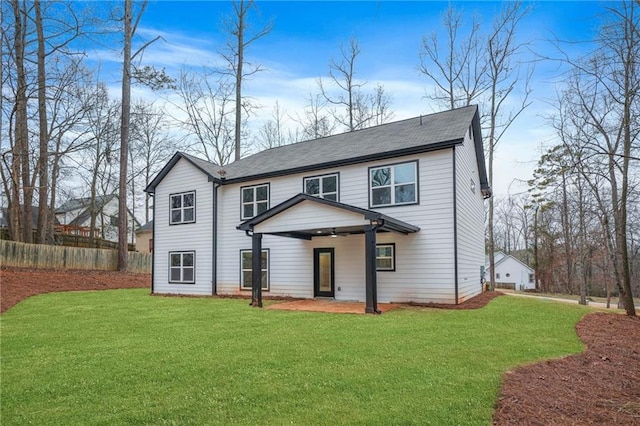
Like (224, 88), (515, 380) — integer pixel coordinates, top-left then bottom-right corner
(145, 152), (222, 193)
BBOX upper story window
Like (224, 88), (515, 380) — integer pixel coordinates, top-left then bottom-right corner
(170, 191), (195, 225)
(369, 161), (418, 207)
(304, 173), (339, 201)
(241, 184), (269, 219)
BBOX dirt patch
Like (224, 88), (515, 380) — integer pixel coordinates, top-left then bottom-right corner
(405, 290), (503, 309)
(266, 299), (401, 314)
(493, 312), (640, 425)
(0, 267), (150, 314)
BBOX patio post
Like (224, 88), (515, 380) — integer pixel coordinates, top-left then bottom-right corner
(251, 232), (263, 307)
(364, 225), (379, 314)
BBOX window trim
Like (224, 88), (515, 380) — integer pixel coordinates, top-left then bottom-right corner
(240, 183), (270, 220)
(302, 172), (340, 201)
(169, 191), (196, 225)
(239, 248), (270, 291)
(376, 243), (396, 272)
(168, 250), (196, 284)
(368, 160), (419, 208)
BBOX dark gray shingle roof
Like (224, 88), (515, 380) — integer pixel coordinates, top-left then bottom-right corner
(146, 105), (490, 193)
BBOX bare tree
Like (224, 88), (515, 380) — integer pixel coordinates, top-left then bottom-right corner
(318, 37), (393, 132)
(254, 101), (298, 150)
(220, 0), (272, 161)
(172, 67), (237, 165)
(418, 4), (488, 109)
(294, 92), (337, 141)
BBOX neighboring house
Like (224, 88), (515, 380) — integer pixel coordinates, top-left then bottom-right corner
(135, 220), (153, 253)
(145, 105), (491, 313)
(55, 194), (140, 244)
(0, 206), (59, 237)
(485, 251), (535, 290)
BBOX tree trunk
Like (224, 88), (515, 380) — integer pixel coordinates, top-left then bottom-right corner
(35, 0), (49, 244)
(234, 2), (244, 162)
(118, 0), (132, 271)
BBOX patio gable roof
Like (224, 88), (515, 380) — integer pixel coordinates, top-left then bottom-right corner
(237, 193), (420, 239)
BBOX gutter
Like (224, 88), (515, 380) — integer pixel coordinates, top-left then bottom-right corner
(452, 146), (459, 304)
(212, 181), (220, 295)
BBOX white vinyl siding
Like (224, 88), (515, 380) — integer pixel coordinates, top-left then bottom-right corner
(153, 158), (213, 295)
(370, 161), (418, 207)
(454, 128), (486, 302)
(216, 150), (457, 304)
(304, 173), (339, 201)
(241, 184), (269, 219)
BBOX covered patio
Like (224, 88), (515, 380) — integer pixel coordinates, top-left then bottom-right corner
(237, 193), (420, 314)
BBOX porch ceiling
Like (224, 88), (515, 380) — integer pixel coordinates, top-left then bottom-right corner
(237, 193), (420, 239)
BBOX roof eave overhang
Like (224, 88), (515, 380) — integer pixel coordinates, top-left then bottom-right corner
(225, 139), (463, 185)
(144, 152), (222, 194)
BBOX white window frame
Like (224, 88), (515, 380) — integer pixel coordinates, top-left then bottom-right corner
(169, 251), (195, 284)
(240, 249), (269, 291)
(241, 184), (269, 220)
(369, 161), (418, 207)
(303, 173), (339, 201)
(170, 191), (196, 225)
(376, 243), (396, 271)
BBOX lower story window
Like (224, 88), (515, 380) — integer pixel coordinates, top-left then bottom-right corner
(169, 251), (195, 284)
(376, 243), (395, 271)
(240, 249), (269, 290)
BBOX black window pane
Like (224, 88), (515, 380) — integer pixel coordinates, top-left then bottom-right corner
(371, 168), (391, 187)
(257, 202), (268, 215)
(372, 187), (391, 206)
(183, 193), (194, 207)
(323, 193), (337, 201)
(183, 208), (194, 222)
(171, 254), (181, 267)
(171, 196), (181, 209)
(243, 188), (254, 203)
(322, 176), (337, 192)
(261, 271), (268, 289)
(243, 204), (254, 218)
(183, 253), (194, 266)
(243, 271), (252, 289)
(256, 186), (268, 201)
(261, 251), (268, 269)
(305, 179), (319, 195)
(183, 268), (194, 282)
(242, 252), (252, 269)
(395, 184), (416, 203)
(170, 268), (181, 281)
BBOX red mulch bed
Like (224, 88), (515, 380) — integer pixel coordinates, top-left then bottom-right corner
(493, 312), (640, 425)
(0, 267), (150, 313)
(2, 268), (638, 424)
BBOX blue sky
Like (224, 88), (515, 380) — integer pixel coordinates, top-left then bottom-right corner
(95, 1), (611, 197)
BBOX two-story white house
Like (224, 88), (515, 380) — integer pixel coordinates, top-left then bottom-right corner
(145, 105), (491, 313)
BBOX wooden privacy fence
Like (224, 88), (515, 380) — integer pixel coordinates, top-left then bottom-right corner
(0, 240), (151, 273)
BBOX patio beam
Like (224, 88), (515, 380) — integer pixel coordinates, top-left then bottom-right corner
(364, 225), (380, 314)
(251, 232), (263, 308)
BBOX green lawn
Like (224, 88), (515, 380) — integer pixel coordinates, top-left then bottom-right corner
(1, 290), (590, 425)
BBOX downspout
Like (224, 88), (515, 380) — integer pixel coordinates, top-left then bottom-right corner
(452, 146), (459, 304)
(212, 181), (219, 295)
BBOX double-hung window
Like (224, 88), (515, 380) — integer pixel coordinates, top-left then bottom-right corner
(304, 173), (339, 201)
(169, 251), (195, 284)
(376, 243), (396, 271)
(369, 161), (417, 207)
(240, 249), (269, 290)
(170, 191), (195, 224)
(241, 184), (269, 219)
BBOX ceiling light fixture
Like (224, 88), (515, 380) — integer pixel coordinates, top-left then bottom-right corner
(330, 228), (337, 238)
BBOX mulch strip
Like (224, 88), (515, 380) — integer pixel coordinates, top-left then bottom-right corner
(493, 312), (640, 425)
